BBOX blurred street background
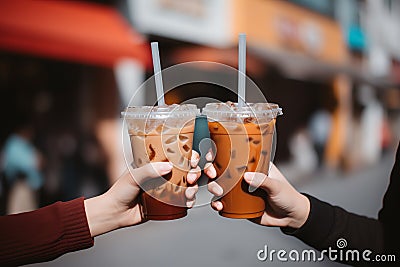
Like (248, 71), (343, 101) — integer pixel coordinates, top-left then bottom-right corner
(1, 0), (400, 266)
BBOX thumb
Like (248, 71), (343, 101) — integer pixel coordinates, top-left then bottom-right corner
(131, 162), (173, 186)
(243, 172), (281, 195)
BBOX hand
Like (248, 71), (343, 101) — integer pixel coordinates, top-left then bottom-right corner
(84, 151), (202, 237)
(208, 163), (310, 229)
(203, 150), (217, 179)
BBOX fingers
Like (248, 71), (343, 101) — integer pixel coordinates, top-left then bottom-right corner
(211, 200), (223, 211)
(207, 179), (223, 213)
(186, 159), (200, 208)
(243, 172), (280, 195)
(249, 213), (290, 227)
(243, 172), (266, 189)
(144, 162), (173, 177)
(204, 162), (217, 179)
(187, 166), (201, 184)
(269, 163), (289, 184)
(131, 160), (202, 186)
(203, 148), (217, 179)
(190, 150), (200, 168)
(243, 164), (289, 195)
(185, 184), (198, 199)
(205, 154), (223, 210)
(131, 162), (173, 186)
(186, 199), (196, 208)
(207, 181), (223, 196)
(185, 184), (198, 208)
(204, 149), (223, 212)
(205, 150), (213, 161)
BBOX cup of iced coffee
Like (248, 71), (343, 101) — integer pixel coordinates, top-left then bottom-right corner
(123, 104), (199, 220)
(202, 102), (282, 219)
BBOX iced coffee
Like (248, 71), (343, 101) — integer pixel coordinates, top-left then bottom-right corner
(123, 104), (198, 220)
(203, 102), (282, 219)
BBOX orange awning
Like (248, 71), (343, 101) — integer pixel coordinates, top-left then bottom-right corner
(0, 0), (151, 68)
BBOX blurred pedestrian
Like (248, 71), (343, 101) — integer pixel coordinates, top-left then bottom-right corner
(308, 109), (332, 167)
(1, 115), (43, 214)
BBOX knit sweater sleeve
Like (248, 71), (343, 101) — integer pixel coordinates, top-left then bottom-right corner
(0, 197), (94, 266)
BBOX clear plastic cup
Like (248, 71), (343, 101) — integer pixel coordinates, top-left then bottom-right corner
(202, 102), (282, 219)
(122, 104), (199, 220)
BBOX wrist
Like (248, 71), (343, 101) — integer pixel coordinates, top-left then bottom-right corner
(84, 194), (125, 237)
(287, 193), (310, 229)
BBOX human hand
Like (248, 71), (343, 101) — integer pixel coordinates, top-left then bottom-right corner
(203, 150), (217, 179)
(84, 151), (202, 237)
(208, 163), (310, 229)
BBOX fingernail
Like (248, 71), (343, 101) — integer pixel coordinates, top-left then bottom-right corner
(211, 168), (217, 177)
(244, 172), (254, 184)
(216, 202), (223, 210)
(206, 165), (216, 178)
(186, 200), (195, 208)
(215, 185), (223, 196)
(187, 172), (197, 182)
(191, 157), (199, 168)
(245, 172), (265, 187)
(186, 187), (196, 198)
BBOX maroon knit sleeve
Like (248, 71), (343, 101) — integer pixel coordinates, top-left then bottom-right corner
(0, 197), (94, 266)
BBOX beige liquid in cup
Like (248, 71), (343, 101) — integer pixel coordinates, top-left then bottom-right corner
(125, 105), (197, 220)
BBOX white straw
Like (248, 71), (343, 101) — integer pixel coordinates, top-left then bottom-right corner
(151, 42), (165, 106)
(238, 33), (246, 108)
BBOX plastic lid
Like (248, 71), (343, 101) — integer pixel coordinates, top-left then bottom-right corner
(202, 102), (282, 120)
(121, 104), (200, 119)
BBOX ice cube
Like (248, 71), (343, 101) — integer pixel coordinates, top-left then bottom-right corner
(179, 134), (189, 142)
(182, 144), (191, 153)
(166, 148), (175, 154)
(165, 136), (177, 144)
(178, 156), (185, 167)
(236, 165), (247, 173)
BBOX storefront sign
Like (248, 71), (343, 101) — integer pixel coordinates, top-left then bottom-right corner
(128, 0), (232, 47)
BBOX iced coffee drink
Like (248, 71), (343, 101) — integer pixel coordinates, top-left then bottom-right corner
(123, 104), (198, 220)
(203, 102), (282, 219)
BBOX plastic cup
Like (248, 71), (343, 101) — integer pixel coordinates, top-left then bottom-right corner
(123, 104), (199, 220)
(202, 102), (282, 219)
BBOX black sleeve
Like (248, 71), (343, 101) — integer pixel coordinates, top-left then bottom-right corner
(282, 195), (384, 266)
(281, 142), (400, 266)
(378, 142), (400, 260)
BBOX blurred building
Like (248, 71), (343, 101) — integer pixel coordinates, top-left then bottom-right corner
(0, 0), (150, 207)
(125, 0), (342, 169)
(125, 0), (399, 171)
(361, 0), (400, 78)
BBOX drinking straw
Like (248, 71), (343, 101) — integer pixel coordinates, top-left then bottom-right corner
(151, 42), (165, 106)
(238, 33), (246, 108)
